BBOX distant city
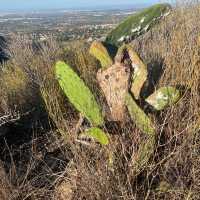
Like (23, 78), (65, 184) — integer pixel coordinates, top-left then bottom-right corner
(0, 7), (145, 43)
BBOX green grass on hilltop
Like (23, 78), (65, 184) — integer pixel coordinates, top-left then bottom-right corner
(105, 3), (172, 47)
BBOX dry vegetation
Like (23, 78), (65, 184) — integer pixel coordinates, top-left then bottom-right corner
(0, 3), (200, 200)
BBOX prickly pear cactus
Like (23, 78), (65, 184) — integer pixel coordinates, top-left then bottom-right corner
(89, 41), (182, 172)
(133, 135), (155, 173)
(54, 42), (182, 172)
(127, 45), (148, 99)
(55, 61), (104, 126)
(90, 42), (149, 121)
(125, 94), (155, 135)
(90, 41), (131, 121)
(89, 41), (113, 69)
(106, 3), (171, 47)
(125, 93), (155, 172)
(145, 87), (181, 110)
(81, 127), (109, 145)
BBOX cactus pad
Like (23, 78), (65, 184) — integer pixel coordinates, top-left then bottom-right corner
(133, 135), (155, 173)
(125, 94), (155, 135)
(55, 61), (104, 126)
(128, 46), (148, 99)
(81, 127), (109, 145)
(114, 44), (127, 63)
(89, 41), (113, 69)
(145, 87), (181, 110)
(114, 44), (147, 100)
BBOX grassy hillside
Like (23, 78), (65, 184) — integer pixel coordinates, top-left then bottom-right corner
(0, 36), (8, 62)
(0, 3), (200, 200)
(105, 3), (172, 47)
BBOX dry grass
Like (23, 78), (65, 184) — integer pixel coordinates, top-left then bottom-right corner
(0, 3), (200, 200)
(0, 161), (14, 200)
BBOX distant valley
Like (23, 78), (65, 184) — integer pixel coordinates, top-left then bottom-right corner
(0, 8), (142, 42)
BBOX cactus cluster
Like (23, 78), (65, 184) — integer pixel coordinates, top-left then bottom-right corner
(55, 61), (109, 146)
(89, 41), (181, 172)
(55, 40), (181, 173)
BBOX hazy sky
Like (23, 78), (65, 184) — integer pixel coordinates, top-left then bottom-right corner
(0, 0), (161, 11)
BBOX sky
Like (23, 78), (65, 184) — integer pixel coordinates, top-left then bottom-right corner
(0, 0), (162, 11)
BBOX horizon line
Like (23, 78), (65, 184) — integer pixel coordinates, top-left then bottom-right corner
(0, 3), (156, 13)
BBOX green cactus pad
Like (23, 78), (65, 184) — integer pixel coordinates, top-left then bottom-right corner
(55, 61), (104, 126)
(114, 44), (147, 99)
(125, 94), (155, 135)
(81, 127), (109, 145)
(105, 4), (171, 47)
(145, 87), (181, 111)
(134, 135), (155, 173)
(127, 45), (148, 99)
(114, 44), (127, 63)
(89, 41), (113, 69)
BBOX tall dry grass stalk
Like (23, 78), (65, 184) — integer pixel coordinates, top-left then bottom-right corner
(0, 161), (14, 200)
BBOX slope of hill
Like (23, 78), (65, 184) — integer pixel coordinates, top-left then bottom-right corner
(105, 3), (172, 47)
(0, 3), (200, 200)
(0, 35), (9, 63)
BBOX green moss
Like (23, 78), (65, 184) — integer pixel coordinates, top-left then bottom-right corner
(55, 61), (104, 126)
